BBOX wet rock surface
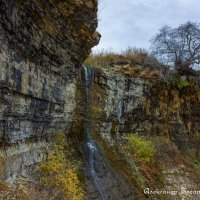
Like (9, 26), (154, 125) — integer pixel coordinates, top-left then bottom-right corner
(81, 66), (136, 199)
(84, 140), (135, 200)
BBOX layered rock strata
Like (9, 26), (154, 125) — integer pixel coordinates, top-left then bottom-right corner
(87, 64), (200, 152)
(0, 0), (99, 182)
(83, 64), (200, 199)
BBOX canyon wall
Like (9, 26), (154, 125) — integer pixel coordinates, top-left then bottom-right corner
(82, 64), (200, 199)
(0, 0), (99, 182)
(87, 65), (200, 151)
(0, 1), (199, 199)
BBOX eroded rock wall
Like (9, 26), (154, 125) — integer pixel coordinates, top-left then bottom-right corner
(84, 64), (200, 199)
(87, 65), (200, 153)
(0, 0), (99, 182)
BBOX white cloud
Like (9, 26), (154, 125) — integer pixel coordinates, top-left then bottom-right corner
(93, 0), (200, 52)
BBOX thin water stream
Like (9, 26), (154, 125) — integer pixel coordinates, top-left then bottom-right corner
(83, 66), (107, 199)
(83, 66), (135, 200)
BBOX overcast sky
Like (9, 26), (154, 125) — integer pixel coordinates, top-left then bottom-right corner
(93, 0), (200, 52)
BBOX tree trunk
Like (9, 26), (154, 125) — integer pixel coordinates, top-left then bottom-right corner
(176, 63), (195, 76)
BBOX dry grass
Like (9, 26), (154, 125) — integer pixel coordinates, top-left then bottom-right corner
(84, 47), (159, 68)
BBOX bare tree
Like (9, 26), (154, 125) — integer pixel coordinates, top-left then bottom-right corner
(151, 21), (200, 72)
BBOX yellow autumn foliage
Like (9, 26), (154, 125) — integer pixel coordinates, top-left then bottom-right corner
(126, 135), (155, 164)
(40, 132), (84, 200)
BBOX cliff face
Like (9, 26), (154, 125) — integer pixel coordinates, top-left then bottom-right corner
(83, 64), (200, 199)
(89, 65), (200, 151)
(0, 1), (199, 199)
(0, 0), (99, 182)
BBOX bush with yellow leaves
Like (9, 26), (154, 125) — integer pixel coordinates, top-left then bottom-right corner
(125, 135), (155, 164)
(40, 132), (84, 200)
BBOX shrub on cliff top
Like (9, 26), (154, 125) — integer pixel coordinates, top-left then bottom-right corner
(168, 75), (195, 89)
(84, 49), (119, 67)
(126, 135), (155, 164)
(40, 132), (84, 200)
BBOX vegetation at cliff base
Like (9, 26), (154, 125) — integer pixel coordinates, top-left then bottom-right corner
(40, 132), (84, 200)
(125, 135), (155, 164)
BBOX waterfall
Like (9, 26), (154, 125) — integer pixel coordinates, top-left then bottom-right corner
(83, 66), (134, 200)
(83, 66), (107, 200)
(87, 140), (107, 199)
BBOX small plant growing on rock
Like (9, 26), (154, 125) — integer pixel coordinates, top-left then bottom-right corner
(176, 77), (194, 89)
(125, 135), (155, 164)
(169, 75), (195, 89)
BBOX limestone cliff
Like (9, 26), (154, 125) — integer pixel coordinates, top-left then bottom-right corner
(0, 0), (99, 182)
(0, 1), (199, 199)
(81, 64), (200, 200)
(88, 65), (200, 151)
